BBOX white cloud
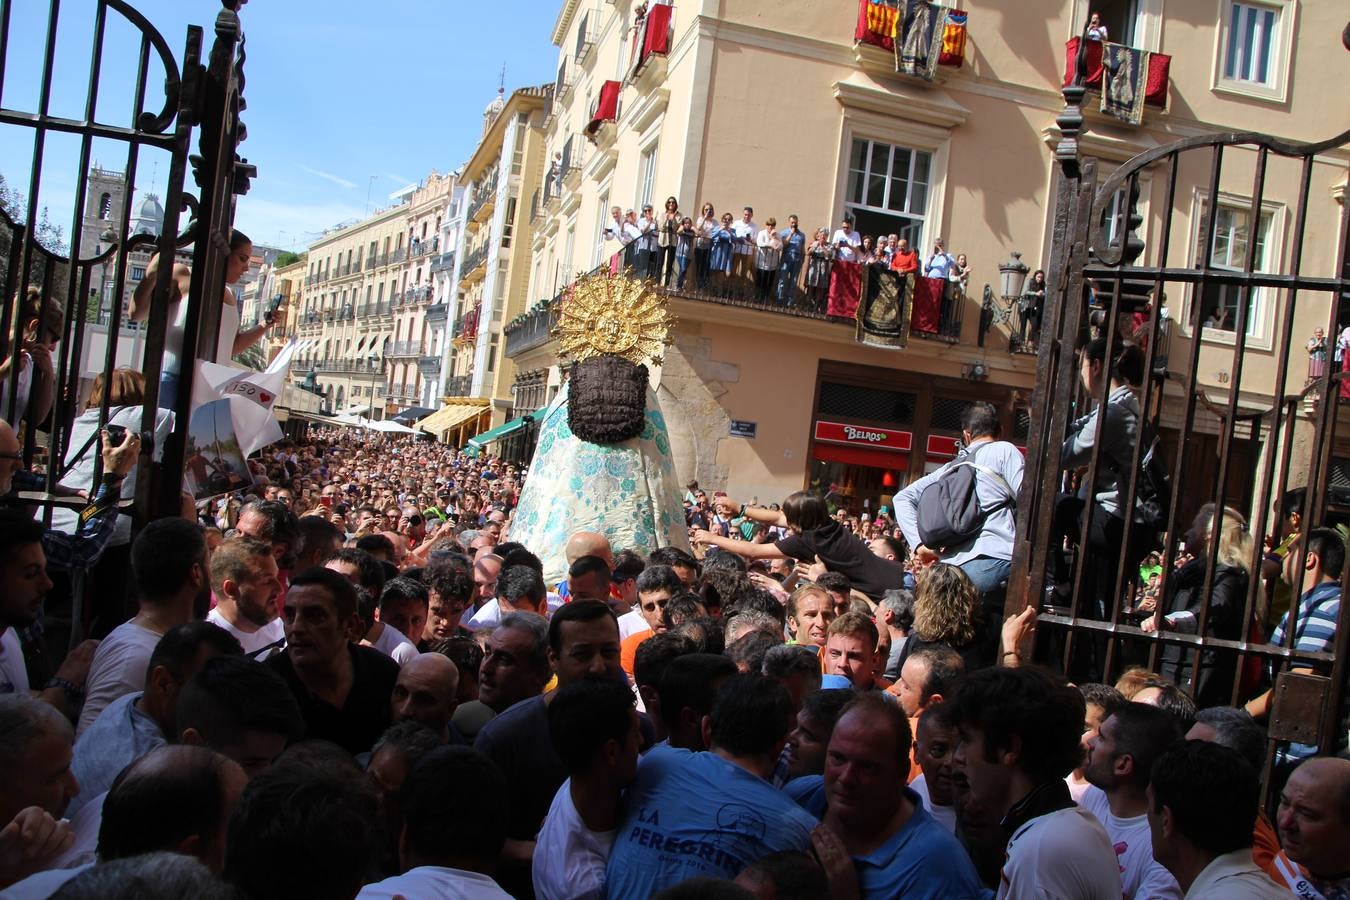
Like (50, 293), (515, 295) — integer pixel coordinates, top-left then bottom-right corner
(298, 165), (357, 190)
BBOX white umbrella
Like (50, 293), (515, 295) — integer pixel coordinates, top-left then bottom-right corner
(368, 419), (415, 434)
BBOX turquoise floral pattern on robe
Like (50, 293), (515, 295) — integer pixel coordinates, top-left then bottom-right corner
(511, 383), (691, 584)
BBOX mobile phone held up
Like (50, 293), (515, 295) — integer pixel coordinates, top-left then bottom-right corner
(104, 423), (128, 445)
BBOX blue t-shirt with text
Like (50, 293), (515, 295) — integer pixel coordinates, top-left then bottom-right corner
(604, 745), (816, 898)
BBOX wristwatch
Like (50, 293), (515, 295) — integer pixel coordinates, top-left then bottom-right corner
(45, 676), (84, 702)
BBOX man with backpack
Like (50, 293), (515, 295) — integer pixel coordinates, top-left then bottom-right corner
(895, 402), (1023, 666)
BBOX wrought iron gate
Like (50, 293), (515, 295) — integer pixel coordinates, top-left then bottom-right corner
(0, 0), (251, 635)
(1006, 31), (1350, 757)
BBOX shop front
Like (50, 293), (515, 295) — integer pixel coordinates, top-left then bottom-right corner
(806, 360), (1028, 517)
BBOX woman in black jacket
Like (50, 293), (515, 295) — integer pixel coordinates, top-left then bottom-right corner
(1147, 504), (1254, 706)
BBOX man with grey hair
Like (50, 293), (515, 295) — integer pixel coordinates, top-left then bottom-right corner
(877, 588), (914, 680)
(724, 611), (781, 646)
(451, 611), (550, 742)
(0, 694), (78, 884)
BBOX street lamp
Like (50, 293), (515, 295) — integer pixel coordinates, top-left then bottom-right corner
(978, 250), (1031, 348)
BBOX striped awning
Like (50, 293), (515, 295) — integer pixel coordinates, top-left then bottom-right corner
(416, 403), (489, 441)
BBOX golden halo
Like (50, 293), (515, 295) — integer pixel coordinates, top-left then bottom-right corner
(553, 272), (675, 367)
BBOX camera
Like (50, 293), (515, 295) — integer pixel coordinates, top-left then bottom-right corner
(104, 424), (128, 444)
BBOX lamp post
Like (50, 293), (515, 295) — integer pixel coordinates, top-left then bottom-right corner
(978, 250), (1031, 348)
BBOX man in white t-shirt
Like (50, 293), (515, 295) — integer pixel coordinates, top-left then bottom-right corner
(910, 705), (958, 833)
(731, 206), (759, 290)
(358, 745), (512, 899)
(830, 215), (862, 262)
(1081, 703), (1185, 899)
(949, 666), (1122, 900)
(360, 577), (421, 665)
(79, 519), (209, 735)
(534, 679), (640, 900)
(207, 535), (286, 658)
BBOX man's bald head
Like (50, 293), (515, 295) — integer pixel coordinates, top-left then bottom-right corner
(565, 531), (613, 568)
(1277, 756), (1350, 877)
(1292, 757), (1350, 819)
(390, 653), (460, 740)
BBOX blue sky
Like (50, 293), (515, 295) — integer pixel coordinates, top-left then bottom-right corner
(0, 0), (561, 251)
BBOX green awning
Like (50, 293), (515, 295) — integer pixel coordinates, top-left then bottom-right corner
(464, 415), (535, 456)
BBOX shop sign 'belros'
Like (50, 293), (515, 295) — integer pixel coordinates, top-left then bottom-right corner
(812, 420), (912, 452)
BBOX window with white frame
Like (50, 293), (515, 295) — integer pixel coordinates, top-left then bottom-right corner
(1216, 0), (1292, 99)
(593, 192), (610, 266)
(845, 138), (931, 247)
(1192, 196), (1275, 338)
(638, 145), (657, 211)
(562, 225), (576, 282)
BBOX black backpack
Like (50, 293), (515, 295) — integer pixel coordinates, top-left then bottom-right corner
(915, 445), (1016, 551)
(1132, 436), (1171, 532)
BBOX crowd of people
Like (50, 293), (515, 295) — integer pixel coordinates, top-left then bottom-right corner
(596, 198), (1028, 328)
(1, 374), (1347, 899)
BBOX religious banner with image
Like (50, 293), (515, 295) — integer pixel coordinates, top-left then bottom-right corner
(1101, 42), (1149, 125)
(856, 267), (910, 348)
(895, 1), (947, 81)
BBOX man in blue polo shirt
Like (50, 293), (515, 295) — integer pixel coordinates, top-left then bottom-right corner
(785, 694), (988, 898)
(1245, 527), (1344, 762)
(605, 674), (816, 896)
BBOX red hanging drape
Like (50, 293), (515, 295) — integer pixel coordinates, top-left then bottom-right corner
(828, 261), (862, 319)
(911, 277), (945, 334)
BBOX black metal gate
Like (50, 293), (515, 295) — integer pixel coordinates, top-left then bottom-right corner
(0, 0), (251, 631)
(1007, 32), (1350, 757)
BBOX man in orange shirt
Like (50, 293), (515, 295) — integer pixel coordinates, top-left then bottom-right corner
(619, 565), (682, 678)
(889, 237), (919, 274)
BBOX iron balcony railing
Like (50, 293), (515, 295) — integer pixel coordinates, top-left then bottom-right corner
(411, 239), (438, 259)
(314, 358), (385, 375)
(430, 252), (456, 274)
(452, 303), (482, 341)
(461, 243), (490, 279)
(574, 10), (596, 64)
(390, 247), (407, 265)
(386, 340), (426, 358)
(418, 354), (443, 377)
(504, 300), (561, 358)
(425, 302), (449, 325)
(468, 171), (499, 222)
(444, 374), (472, 397)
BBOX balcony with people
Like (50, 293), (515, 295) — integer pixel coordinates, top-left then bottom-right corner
(1063, 25), (1171, 127)
(520, 196), (1087, 364)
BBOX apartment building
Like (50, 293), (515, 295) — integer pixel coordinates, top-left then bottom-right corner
(291, 172), (456, 418)
(419, 86), (551, 445)
(507, 0), (1349, 519)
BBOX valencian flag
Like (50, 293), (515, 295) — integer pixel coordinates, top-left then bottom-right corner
(939, 9), (967, 66)
(856, 0), (901, 51)
(856, 267), (909, 348)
